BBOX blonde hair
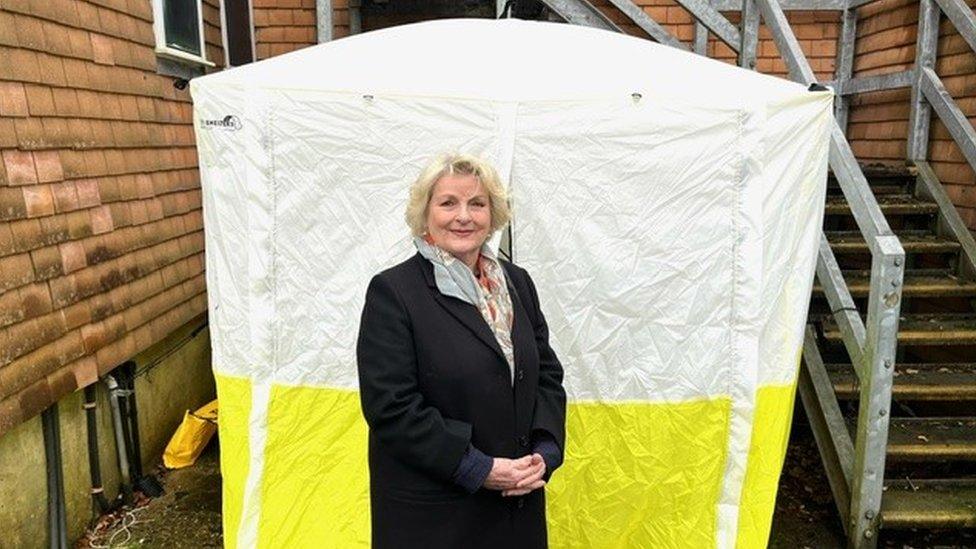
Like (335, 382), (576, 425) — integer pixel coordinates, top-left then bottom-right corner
(405, 153), (511, 237)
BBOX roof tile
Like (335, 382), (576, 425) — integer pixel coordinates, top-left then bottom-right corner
(58, 240), (87, 275)
(23, 84), (56, 116)
(33, 151), (64, 183)
(30, 245), (64, 280)
(52, 88), (82, 117)
(51, 182), (81, 214)
(2, 149), (37, 185)
(36, 54), (67, 87)
(40, 118), (70, 149)
(0, 119), (17, 149)
(67, 28), (93, 59)
(75, 2), (100, 32)
(0, 252), (34, 292)
(13, 117), (45, 149)
(65, 119), (96, 149)
(90, 205), (114, 235)
(91, 32), (115, 65)
(19, 282), (53, 319)
(0, 82), (30, 117)
(39, 214), (70, 248)
(65, 210), (93, 239)
(0, 224), (13, 256)
(23, 184), (55, 217)
(14, 13), (47, 51)
(60, 300), (90, 330)
(10, 218), (44, 252)
(0, 187), (28, 221)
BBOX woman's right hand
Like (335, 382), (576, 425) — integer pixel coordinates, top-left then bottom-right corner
(483, 455), (546, 492)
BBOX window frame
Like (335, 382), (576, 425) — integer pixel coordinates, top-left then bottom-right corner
(219, 0), (256, 67)
(151, 0), (216, 67)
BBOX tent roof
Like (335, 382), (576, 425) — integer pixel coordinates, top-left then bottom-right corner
(192, 18), (816, 104)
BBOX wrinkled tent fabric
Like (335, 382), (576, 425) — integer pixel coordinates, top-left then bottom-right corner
(191, 18), (831, 549)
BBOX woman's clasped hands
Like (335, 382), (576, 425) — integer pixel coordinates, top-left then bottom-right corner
(484, 454), (547, 497)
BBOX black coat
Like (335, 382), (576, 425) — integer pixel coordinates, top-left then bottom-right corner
(356, 253), (567, 549)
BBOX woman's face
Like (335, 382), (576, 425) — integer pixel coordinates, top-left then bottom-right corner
(426, 173), (491, 269)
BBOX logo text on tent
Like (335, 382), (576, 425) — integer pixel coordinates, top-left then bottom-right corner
(202, 115), (243, 131)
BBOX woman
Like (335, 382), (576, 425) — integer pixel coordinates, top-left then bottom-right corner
(356, 153), (567, 548)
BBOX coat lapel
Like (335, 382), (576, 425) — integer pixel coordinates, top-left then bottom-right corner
(417, 254), (508, 363)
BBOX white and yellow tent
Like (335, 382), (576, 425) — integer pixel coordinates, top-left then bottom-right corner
(191, 18), (832, 548)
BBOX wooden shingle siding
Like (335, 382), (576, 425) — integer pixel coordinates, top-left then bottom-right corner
(252, 0), (320, 59)
(0, 0), (216, 436)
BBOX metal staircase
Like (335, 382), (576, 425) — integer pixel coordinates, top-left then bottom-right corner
(807, 163), (976, 534)
(533, 0), (976, 545)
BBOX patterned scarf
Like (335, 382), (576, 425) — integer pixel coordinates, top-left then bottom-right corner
(414, 236), (516, 383)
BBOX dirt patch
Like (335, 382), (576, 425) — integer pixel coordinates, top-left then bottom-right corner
(76, 445), (222, 549)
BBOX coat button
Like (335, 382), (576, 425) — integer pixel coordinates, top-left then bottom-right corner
(517, 369), (524, 381)
(518, 435), (528, 447)
(517, 497), (525, 509)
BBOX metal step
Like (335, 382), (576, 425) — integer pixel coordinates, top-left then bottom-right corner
(812, 270), (976, 298)
(886, 418), (976, 462)
(881, 479), (976, 529)
(828, 363), (976, 401)
(823, 314), (976, 346)
(824, 194), (939, 216)
(825, 230), (961, 255)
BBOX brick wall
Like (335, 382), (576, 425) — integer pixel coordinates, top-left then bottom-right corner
(0, 0), (218, 436)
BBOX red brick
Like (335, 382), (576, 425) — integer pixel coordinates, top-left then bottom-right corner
(3, 149), (38, 185)
(59, 240), (87, 273)
(23, 185), (55, 217)
(0, 82), (29, 117)
(33, 151), (64, 183)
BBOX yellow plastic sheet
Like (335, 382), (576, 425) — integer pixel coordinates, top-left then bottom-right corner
(163, 399), (219, 469)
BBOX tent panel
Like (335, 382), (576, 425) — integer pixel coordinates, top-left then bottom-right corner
(734, 382), (799, 549)
(258, 385), (370, 547)
(548, 398), (731, 548)
(757, 94), (832, 386)
(267, 91), (506, 388)
(214, 373), (253, 549)
(511, 98), (746, 402)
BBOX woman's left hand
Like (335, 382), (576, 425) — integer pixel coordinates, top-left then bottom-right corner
(501, 453), (547, 497)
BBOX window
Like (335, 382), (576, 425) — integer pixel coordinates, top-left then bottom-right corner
(220, 0), (255, 66)
(152, 0), (215, 67)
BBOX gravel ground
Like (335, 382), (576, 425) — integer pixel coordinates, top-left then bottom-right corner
(75, 425), (973, 548)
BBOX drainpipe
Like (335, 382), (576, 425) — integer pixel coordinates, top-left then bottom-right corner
(316, 0), (333, 43)
(104, 375), (133, 503)
(41, 404), (68, 549)
(83, 385), (111, 518)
